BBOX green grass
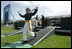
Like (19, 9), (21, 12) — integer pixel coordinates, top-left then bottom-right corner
(1, 25), (16, 34)
(1, 25), (71, 48)
(32, 34), (71, 48)
(1, 25), (22, 46)
(1, 25), (28, 46)
(1, 33), (23, 46)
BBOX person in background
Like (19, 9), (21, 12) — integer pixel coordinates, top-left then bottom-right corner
(41, 15), (45, 27)
(35, 15), (38, 27)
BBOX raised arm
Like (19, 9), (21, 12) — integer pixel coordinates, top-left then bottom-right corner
(31, 7), (38, 16)
(18, 12), (25, 18)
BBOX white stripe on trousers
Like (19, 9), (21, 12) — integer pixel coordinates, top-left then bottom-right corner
(23, 22), (35, 41)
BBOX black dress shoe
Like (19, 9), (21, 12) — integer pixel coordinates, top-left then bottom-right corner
(21, 41), (28, 44)
(34, 33), (36, 38)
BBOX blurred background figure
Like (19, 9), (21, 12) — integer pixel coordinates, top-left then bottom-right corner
(41, 15), (45, 27)
(35, 15), (38, 27)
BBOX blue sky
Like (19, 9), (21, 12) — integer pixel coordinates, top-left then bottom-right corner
(1, 1), (71, 20)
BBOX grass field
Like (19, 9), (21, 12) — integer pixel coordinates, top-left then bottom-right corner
(1, 25), (71, 48)
(32, 34), (71, 48)
(1, 25), (16, 34)
(1, 25), (23, 46)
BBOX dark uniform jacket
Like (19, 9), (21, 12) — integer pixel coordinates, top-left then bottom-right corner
(19, 9), (38, 20)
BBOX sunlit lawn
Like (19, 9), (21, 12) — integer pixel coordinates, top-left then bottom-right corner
(1, 25), (16, 34)
(32, 34), (71, 48)
(1, 25), (71, 48)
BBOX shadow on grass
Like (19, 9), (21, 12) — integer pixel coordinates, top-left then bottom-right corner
(2, 42), (25, 48)
(55, 32), (71, 36)
(5, 43), (10, 45)
(2, 43), (10, 46)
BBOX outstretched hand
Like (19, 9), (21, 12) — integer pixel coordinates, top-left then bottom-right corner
(36, 6), (38, 9)
(18, 11), (20, 14)
(31, 6), (38, 11)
